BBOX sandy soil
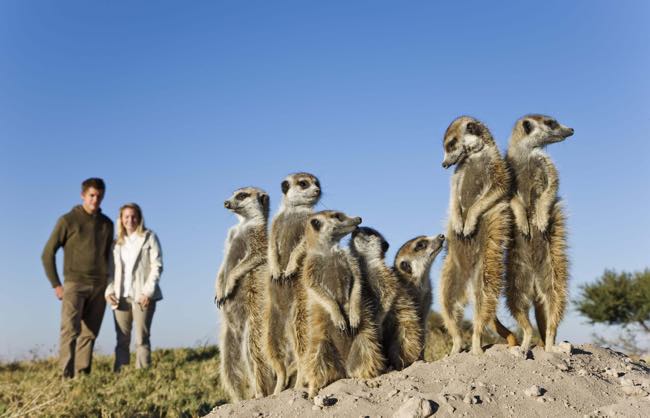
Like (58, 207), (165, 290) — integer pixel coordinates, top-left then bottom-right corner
(207, 343), (650, 417)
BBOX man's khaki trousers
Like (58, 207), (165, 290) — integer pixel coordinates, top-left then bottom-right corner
(59, 280), (107, 377)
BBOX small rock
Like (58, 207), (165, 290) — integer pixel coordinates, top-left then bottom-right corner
(313, 395), (337, 407)
(556, 363), (570, 372)
(392, 397), (435, 418)
(536, 397), (547, 403)
(605, 367), (623, 377)
(620, 377), (636, 387)
(288, 398), (294, 406)
(509, 346), (527, 358)
(312, 405), (321, 411)
(524, 385), (545, 397)
(388, 389), (400, 397)
(622, 386), (648, 396)
(553, 341), (573, 355)
(463, 394), (481, 404)
(578, 368), (588, 376)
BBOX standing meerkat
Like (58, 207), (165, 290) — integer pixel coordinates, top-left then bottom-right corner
(215, 187), (273, 401)
(349, 227), (421, 370)
(303, 211), (385, 398)
(505, 114), (573, 352)
(394, 234), (446, 334)
(439, 116), (517, 355)
(265, 173), (321, 394)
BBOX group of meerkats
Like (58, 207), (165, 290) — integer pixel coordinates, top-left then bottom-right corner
(214, 114), (574, 402)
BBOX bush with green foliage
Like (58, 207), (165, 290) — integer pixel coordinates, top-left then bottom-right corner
(575, 269), (650, 355)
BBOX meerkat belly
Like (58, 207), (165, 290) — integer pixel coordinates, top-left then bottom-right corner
(526, 157), (549, 218)
(458, 160), (488, 217)
(277, 215), (308, 270)
(321, 256), (353, 310)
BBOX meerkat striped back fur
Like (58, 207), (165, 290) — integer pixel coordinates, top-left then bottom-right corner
(439, 116), (517, 355)
(215, 187), (274, 401)
(505, 114), (573, 352)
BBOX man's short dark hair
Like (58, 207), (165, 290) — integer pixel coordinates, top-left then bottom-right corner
(81, 178), (106, 193)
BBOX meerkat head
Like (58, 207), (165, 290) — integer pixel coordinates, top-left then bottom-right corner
(350, 227), (390, 261)
(442, 116), (495, 169)
(224, 187), (270, 221)
(510, 114), (574, 151)
(306, 210), (362, 247)
(281, 172), (321, 208)
(394, 234), (445, 284)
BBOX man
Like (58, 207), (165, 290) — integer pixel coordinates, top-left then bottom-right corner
(42, 178), (114, 377)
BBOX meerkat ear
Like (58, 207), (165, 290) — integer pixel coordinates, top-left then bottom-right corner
(466, 121), (482, 136)
(258, 193), (269, 209)
(381, 241), (389, 254)
(523, 120), (533, 135)
(281, 181), (290, 194)
(310, 218), (321, 231)
(400, 260), (412, 274)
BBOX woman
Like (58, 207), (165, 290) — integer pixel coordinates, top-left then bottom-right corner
(105, 203), (163, 371)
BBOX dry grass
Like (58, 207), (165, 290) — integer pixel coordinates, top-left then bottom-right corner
(0, 345), (226, 418)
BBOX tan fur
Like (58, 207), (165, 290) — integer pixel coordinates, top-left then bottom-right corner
(302, 211), (385, 398)
(350, 228), (422, 370)
(264, 173), (320, 394)
(439, 116), (517, 355)
(505, 115), (572, 352)
(215, 187), (274, 401)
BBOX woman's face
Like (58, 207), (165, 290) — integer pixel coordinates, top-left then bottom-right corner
(121, 208), (139, 235)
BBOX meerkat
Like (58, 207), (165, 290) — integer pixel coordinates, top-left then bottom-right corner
(265, 172), (321, 394)
(215, 187), (274, 401)
(349, 227), (421, 370)
(393, 234), (446, 333)
(302, 211), (385, 398)
(439, 116), (518, 355)
(505, 114), (573, 352)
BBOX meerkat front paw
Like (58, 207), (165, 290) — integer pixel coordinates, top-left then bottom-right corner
(515, 215), (530, 237)
(348, 310), (360, 335)
(462, 216), (477, 237)
(451, 218), (463, 236)
(533, 210), (549, 233)
(270, 266), (283, 283)
(332, 312), (348, 334)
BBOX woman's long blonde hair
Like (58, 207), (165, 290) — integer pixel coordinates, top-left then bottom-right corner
(116, 203), (146, 245)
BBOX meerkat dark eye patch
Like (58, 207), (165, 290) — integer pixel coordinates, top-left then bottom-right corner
(400, 260), (412, 274)
(544, 119), (559, 129)
(523, 120), (533, 135)
(310, 218), (321, 231)
(281, 181), (290, 194)
(445, 138), (457, 153)
(415, 240), (427, 251)
(298, 180), (309, 189)
(235, 192), (249, 201)
(466, 122), (482, 136)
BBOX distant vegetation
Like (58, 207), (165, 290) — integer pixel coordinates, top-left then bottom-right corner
(575, 269), (650, 356)
(0, 312), (508, 417)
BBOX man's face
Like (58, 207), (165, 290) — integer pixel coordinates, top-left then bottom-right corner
(81, 187), (104, 214)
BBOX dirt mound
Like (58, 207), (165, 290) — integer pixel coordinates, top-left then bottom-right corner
(207, 343), (650, 417)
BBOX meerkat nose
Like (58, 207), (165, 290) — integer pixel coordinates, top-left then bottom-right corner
(224, 201), (231, 209)
(568, 128), (575, 135)
(438, 234), (445, 241)
(354, 217), (362, 224)
(442, 162), (448, 169)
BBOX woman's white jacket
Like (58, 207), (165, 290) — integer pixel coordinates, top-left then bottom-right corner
(105, 230), (163, 301)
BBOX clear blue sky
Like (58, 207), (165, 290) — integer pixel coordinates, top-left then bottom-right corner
(1, 1), (648, 360)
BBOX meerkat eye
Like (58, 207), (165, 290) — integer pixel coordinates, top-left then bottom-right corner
(310, 218), (321, 231)
(544, 119), (559, 129)
(400, 260), (412, 274)
(415, 240), (427, 251)
(235, 192), (249, 201)
(298, 180), (309, 189)
(445, 138), (457, 153)
(522, 120), (533, 135)
(335, 213), (344, 221)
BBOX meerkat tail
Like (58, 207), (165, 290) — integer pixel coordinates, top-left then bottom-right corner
(346, 304), (386, 379)
(492, 316), (517, 346)
(545, 201), (569, 349)
(219, 326), (247, 402)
